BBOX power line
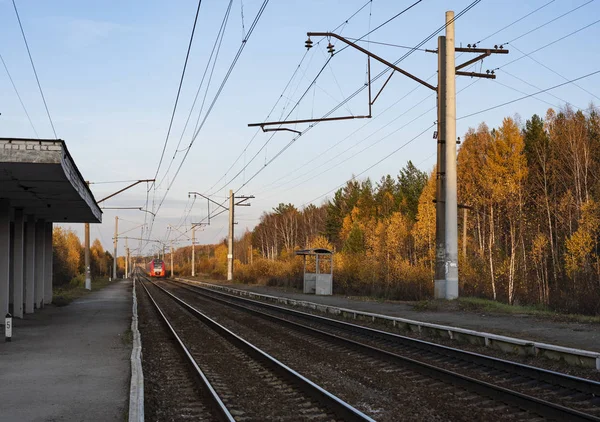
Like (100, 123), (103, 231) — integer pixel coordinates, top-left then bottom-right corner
(234, 0), (482, 195)
(475, 0), (556, 44)
(505, 0), (593, 44)
(458, 69), (600, 120)
(254, 2), (568, 196)
(207, 0), (431, 200)
(12, 0), (56, 138)
(146, 0), (271, 243)
(508, 43), (600, 102)
(499, 18), (600, 69)
(0, 52), (39, 138)
(156, 0), (233, 191)
(301, 123), (435, 207)
(152, 0), (203, 183)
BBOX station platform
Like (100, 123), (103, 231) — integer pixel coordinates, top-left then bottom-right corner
(181, 278), (599, 354)
(0, 279), (131, 422)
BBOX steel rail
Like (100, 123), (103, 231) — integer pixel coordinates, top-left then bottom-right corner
(147, 278), (375, 422)
(137, 273), (235, 422)
(168, 279), (600, 422)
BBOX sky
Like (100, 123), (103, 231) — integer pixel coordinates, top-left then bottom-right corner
(1, 0), (599, 258)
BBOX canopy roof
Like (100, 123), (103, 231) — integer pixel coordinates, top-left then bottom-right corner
(0, 138), (102, 223)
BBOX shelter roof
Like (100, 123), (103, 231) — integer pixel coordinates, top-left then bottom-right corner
(0, 138), (101, 223)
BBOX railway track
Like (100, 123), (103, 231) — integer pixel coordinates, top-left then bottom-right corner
(135, 273), (232, 421)
(137, 272), (373, 421)
(162, 278), (600, 421)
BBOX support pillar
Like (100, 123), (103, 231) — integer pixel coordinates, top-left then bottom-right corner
(35, 219), (45, 309)
(191, 225), (195, 277)
(443, 11), (459, 299)
(0, 199), (10, 318)
(44, 222), (53, 305)
(227, 189), (234, 281)
(12, 210), (24, 318)
(434, 34), (447, 299)
(113, 216), (118, 280)
(24, 216), (35, 313)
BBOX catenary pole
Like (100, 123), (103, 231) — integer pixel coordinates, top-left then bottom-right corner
(227, 189), (234, 281)
(434, 34), (447, 299)
(84, 222), (91, 290)
(444, 11), (459, 299)
(192, 225), (196, 277)
(113, 216), (118, 280)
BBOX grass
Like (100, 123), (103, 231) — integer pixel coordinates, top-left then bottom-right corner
(413, 296), (600, 323)
(52, 277), (117, 306)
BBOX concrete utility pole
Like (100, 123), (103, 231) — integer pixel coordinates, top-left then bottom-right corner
(227, 190), (254, 281)
(438, 11), (459, 300)
(84, 222), (91, 290)
(125, 237), (129, 279)
(113, 216), (118, 280)
(170, 240), (174, 278)
(227, 190), (234, 281)
(250, 11), (507, 300)
(191, 225), (196, 277)
(434, 35), (447, 300)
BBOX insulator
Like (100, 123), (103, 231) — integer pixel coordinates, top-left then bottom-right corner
(486, 69), (490, 74)
(327, 42), (335, 55)
(491, 70), (495, 75)
(305, 37), (313, 49)
(494, 44), (498, 49)
(473, 43), (477, 48)
(500, 45), (504, 49)
(467, 43), (471, 48)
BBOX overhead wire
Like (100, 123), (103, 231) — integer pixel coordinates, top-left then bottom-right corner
(0, 52), (39, 138)
(144, 0), (271, 249)
(12, 0), (57, 138)
(156, 0), (233, 191)
(458, 69), (600, 120)
(152, 0), (203, 184)
(233, 0), (482, 196)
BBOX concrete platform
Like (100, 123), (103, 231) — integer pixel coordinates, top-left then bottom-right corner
(0, 279), (131, 422)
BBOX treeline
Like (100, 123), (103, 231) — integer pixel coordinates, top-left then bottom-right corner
(169, 106), (600, 315)
(53, 227), (114, 286)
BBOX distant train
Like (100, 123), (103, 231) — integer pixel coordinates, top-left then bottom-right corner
(148, 258), (166, 278)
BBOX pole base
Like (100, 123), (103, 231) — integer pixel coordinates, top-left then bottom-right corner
(434, 280), (446, 299)
(446, 278), (459, 299)
(85, 278), (91, 291)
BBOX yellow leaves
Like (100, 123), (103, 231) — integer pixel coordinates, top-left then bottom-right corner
(565, 199), (600, 277)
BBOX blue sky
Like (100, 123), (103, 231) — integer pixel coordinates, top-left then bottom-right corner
(1, 0), (599, 257)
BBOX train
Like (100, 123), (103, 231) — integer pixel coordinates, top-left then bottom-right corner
(148, 258), (166, 278)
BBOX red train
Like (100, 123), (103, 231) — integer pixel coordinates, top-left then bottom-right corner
(148, 258), (166, 278)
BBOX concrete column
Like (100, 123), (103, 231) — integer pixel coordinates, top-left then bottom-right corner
(0, 199), (10, 318)
(9, 222), (14, 310)
(44, 222), (53, 305)
(434, 35), (447, 299)
(35, 219), (45, 309)
(24, 216), (35, 313)
(443, 11), (459, 299)
(12, 210), (24, 318)
(227, 190), (234, 281)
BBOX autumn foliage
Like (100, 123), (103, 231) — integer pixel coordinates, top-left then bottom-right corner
(52, 227), (113, 286)
(172, 107), (600, 315)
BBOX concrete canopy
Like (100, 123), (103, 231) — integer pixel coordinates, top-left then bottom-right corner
(0, 138), (101, 223)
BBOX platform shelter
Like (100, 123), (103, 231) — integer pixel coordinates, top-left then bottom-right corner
(295, 248), (333, 295)
(0, 138), (101, 319)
